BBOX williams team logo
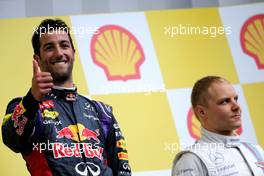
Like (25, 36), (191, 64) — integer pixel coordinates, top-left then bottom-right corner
(240, 14), (264, 69)
(90, 24), (145, 81)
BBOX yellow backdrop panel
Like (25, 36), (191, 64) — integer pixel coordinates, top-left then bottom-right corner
(242, 83), (264, 147)
(92, 92), (179, 171)
(146, 8), (239, 88)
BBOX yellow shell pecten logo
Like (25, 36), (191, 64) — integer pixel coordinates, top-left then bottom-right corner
(240, 14), (264, 69)
(187, 107), (201, 140)
(91, 25), (145, 81)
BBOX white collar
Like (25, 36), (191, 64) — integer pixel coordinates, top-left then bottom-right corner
(200, 128), (240, 147)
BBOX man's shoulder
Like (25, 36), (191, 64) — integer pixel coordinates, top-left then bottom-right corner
(175, 151), (202, 163)
(173, 151), (207, 176)
(7, 97), (22, 106)
(8, 97), (23, 104)
(5, 97), (23, 113)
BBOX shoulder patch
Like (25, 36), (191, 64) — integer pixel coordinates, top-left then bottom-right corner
(6, 97), (22, 114)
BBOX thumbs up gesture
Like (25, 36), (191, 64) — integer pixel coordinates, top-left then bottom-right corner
(31, 60), (53, 101)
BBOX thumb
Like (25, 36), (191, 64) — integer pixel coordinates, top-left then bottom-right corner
(33, 60), (41, 75)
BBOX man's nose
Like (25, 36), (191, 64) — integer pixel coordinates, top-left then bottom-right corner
(54, 46), (63, 57)
(231, 100), (241, 111)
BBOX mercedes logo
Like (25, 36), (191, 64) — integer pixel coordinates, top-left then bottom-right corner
(208, 152), (224, 165)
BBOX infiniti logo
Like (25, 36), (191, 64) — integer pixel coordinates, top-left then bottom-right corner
(75, 162), (100, 176)
(123, 163), (131, 171)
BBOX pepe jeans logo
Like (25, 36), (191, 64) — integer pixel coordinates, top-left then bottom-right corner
(75, 162), (100, 176)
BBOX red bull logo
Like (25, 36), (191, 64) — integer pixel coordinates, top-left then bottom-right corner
(57, 127), (76, 139)
(12, 101), (26, 122)
(53, 143), (103, 160)
(81, 128), (100, 143)
(56, 123), (100, 143)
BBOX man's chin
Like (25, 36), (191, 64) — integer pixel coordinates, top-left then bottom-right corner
(232, 123), (242, 132)
(52, 73), (71, 84)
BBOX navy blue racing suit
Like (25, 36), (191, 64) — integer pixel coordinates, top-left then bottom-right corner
(2, 87), (131, 176)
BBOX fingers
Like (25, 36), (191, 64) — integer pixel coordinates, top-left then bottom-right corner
(38, 82), (54, 89)
(32, 60), (54, 101)
(39, 88), (53, 95)
(34, 74), (53, 83)
(33, 60), (41, 75)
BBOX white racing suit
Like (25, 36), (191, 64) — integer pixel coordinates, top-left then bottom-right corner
(172, 128), (264, 176)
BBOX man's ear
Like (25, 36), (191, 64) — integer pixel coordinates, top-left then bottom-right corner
(33, 54), (40, 63)
(194, 105), (206, 120)
(33, 54), (42, 70)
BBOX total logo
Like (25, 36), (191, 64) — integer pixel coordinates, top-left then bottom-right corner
(75, 162), (100, 176)
(56, 123), (100, 143)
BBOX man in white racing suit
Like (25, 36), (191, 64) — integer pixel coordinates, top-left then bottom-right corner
(172, 76), (264, 176)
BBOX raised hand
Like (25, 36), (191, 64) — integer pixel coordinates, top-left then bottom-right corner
(31, 60), (53, 101)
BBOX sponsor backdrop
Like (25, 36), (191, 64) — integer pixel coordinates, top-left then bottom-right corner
(0, 3), (263, 176)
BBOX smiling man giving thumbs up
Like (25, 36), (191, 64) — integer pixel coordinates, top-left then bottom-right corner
(2, 19), (131, 176)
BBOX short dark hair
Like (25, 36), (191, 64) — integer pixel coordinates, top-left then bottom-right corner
(32, 18), (75, 56)
(191, 76), (229, 108)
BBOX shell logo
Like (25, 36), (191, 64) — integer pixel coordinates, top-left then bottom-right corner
(187, 107), (201, 140)
(187, 107), (243, 140)
(90, 25), (145, 81)
(240, 14), (264, 69)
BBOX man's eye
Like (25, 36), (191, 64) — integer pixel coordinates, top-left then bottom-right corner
(220, 99), (229, 104)
(234, 96), (238, 102)
(44, 46), (53, 51)
(61, 43), (70, 48)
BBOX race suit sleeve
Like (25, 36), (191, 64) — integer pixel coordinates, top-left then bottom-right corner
(2, 89), (40, 154)
(91, 100), (131, 176)
(105, 116), (131, 176)
(172, 152), (208, 176)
